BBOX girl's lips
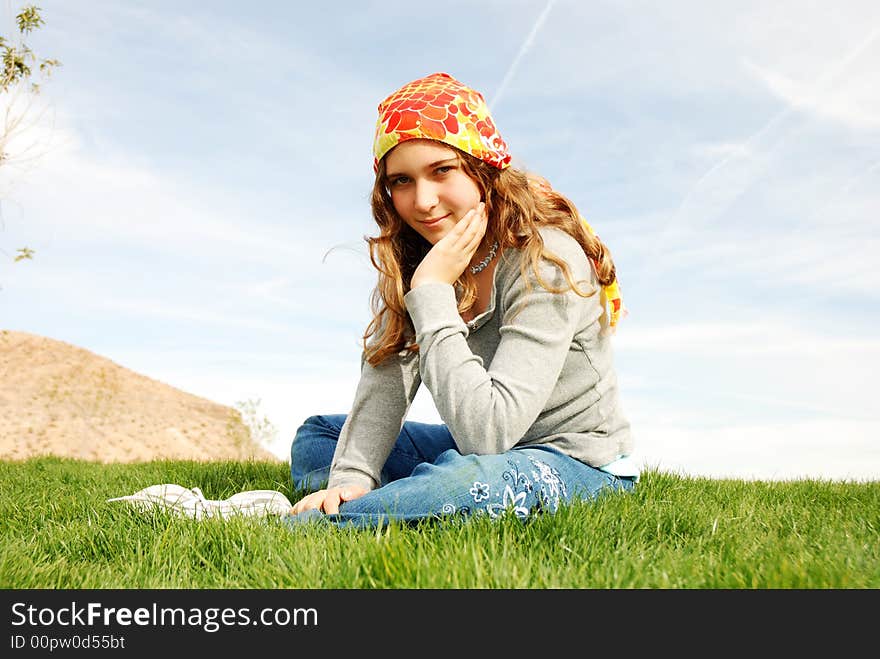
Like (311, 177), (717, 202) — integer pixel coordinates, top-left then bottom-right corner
(421, 213), (450, 228)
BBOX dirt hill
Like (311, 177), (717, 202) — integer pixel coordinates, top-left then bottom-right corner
(0, 330), (280, 463)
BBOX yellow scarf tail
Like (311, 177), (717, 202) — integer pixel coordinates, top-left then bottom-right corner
(529, 176), (626, 331)
(580, 215), (626, 331)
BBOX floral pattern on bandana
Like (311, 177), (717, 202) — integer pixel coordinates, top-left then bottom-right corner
(372, 72), (512, 172)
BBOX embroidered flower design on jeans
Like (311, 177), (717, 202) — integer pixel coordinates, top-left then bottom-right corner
(480, 459), (534, 519)
(528, 456), (567, 512)
(469, 481), (490, 502)
(486, 485), (530, 519)
(441, 455), (571, 521)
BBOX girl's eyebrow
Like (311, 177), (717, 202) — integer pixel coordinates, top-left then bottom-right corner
(385, 158), (458, 180)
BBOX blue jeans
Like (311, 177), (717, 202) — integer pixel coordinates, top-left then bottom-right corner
(285, 414), (634, 529)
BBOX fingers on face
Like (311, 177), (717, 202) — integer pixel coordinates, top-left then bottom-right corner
(469, 206), (488, 247)
(456, 205), (486, 247)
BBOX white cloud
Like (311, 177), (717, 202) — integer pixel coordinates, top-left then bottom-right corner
(634, 416), (879, 482)
(12, 144), (325, 259)
(690, 142), (753, 161)
(744, 40), (880, 130)
(616, 320), (880, 356)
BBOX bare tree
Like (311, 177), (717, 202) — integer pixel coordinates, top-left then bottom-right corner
(1, 4), (60, 269)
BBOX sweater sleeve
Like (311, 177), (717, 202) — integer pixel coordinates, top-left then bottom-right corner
(327, 349), (421, 491)
(403, 246), (588, 455)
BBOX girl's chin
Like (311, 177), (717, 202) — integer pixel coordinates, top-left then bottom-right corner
(422, 229), (449, 245)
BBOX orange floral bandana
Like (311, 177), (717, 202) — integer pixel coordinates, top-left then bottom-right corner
(372, 72), (512, 172)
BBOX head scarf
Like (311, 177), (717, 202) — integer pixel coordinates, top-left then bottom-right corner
(372, 72), (511, 172)
(373, 72), (625, 330)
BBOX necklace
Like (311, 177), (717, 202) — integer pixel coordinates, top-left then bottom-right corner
(469, 240), (499, 275)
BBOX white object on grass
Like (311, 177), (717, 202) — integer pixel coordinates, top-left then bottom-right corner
(107, 484), (292, 520)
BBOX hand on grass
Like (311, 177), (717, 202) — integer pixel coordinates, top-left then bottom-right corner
(289, 485), (368, 516)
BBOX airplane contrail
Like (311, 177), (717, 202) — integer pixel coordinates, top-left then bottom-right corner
(644, 25), (880, 271)
(489, 0), (557, 111)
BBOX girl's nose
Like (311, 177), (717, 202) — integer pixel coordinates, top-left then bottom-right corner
(413, 181), (438, 212)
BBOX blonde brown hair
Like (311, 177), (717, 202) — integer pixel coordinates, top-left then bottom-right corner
(362, 147), (617, 366)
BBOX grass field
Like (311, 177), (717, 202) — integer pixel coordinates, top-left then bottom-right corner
(1, 457), (877, 589)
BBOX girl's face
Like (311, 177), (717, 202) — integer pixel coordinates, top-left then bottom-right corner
(383, 139), (482, 245)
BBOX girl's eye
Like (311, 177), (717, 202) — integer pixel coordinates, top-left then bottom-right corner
(435, 166), (453, 174)
(389, 176), (409, 187)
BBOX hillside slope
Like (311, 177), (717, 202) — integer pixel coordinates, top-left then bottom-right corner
(0, 330), (279, 463)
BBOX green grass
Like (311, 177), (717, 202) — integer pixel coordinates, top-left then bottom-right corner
(1, 457), (877, 588)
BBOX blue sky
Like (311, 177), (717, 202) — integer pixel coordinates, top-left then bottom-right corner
(2, 0), (878, 480)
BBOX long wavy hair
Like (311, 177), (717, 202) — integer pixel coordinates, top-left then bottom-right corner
(362, 147), (618, 366)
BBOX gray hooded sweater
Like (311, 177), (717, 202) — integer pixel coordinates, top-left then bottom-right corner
(328, 227), (633, 491)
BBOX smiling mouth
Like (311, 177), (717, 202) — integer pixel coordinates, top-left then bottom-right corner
(421, 214), (450, 227)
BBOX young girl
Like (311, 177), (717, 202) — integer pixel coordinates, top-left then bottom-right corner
(286, 72), (637, 528)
